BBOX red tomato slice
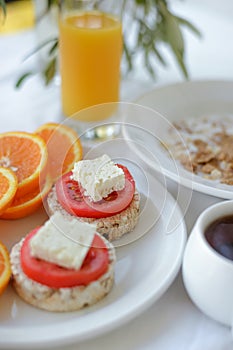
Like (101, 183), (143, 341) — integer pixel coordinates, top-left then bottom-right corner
(55, 164), (135, 218)
(21, 228), (109, 288)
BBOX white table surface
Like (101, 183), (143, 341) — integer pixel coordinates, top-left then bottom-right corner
(1, 1), (233, 349)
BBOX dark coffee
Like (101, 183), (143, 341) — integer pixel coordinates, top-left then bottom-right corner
(205, 216), (233, 261)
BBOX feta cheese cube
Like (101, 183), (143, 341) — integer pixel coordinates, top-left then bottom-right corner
(30, 213), (96, 270)
(72, 154), (125, 202)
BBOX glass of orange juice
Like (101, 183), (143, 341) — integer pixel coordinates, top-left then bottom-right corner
(59, 0), (122, 140)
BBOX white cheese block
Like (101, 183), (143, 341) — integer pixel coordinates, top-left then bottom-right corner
(29, 212), (96, 270)
(72, 154), (125, 202)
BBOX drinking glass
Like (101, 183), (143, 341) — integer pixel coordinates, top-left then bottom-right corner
(59, 0), (122, 140)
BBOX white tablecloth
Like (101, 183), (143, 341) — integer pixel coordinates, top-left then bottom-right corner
(1, 1), (233, 349)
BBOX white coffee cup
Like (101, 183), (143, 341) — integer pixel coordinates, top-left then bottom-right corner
(182, 200), (233, 332)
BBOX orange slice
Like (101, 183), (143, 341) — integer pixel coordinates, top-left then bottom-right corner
(0, 132), (48, 198)
(0, 176), (52, 220)
(0, 167), (18, 214)
(0, 242), (11, 296)
(35, 123), (82, 182)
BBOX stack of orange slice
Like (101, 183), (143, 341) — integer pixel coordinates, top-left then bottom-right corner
(0, 167), (18, 214)
(0, 123), (82, 219)
(36, 123), (82, 182)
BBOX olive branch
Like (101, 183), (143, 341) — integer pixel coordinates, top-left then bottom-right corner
(0, 0), (201, 87)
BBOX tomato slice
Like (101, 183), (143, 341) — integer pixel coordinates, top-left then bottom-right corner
(55, 164), (135, 218)
(21, 228), (109, 288)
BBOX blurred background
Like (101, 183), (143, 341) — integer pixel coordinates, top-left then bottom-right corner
(1, 0), (233, 130)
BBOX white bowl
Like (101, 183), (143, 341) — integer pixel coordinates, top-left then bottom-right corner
(182, 200), (233, 328)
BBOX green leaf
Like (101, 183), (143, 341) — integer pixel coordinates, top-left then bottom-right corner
(15, 72), (35, 89)
(159, 5), (189, 78)
(23, 38), (58, 61)
(123, 39), (133, 72)
(134, 0), (146, 5)
(145, 57), (156, 79)
(47, 0), (58, 11)
(173, 48), (189, 79)
(152, 45), (167, 66)
(144, 47), (156, 79)
(48, 39), (58, 56)
(164, 14), (184, 55)
(43, 57), (56, 85)
(0, 0), (6, 18)
(175, 16), (202, 38)
(13, 0), (200, 85)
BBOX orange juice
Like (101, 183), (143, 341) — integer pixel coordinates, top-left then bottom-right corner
(59, 11), (122, 119)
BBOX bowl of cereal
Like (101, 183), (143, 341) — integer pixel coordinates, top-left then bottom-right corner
(124, 80), (233, 199)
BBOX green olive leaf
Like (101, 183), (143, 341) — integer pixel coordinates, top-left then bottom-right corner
(48, 39), (59, 56)
(152, 45), (167, 66)
(0, 0), (6, 18)
(15, 72), (35, 89)
(44, 57), (57, 85)
(173, 48), (189, 78)
(175, 15), (202, 38)
(145, 57), (156, 78)
(164, 14), (184, 55)
(14, 0), (201, 86)
(166, 16), (188, 76)
(158, 3), (189, 78)
(123, 38), (134, 71)
(47, 0), (58, 11)
(23, 38), (58, 61)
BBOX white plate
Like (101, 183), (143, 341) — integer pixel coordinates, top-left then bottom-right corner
(125, 80), (233, 199)
(0, 170), (186, 349)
